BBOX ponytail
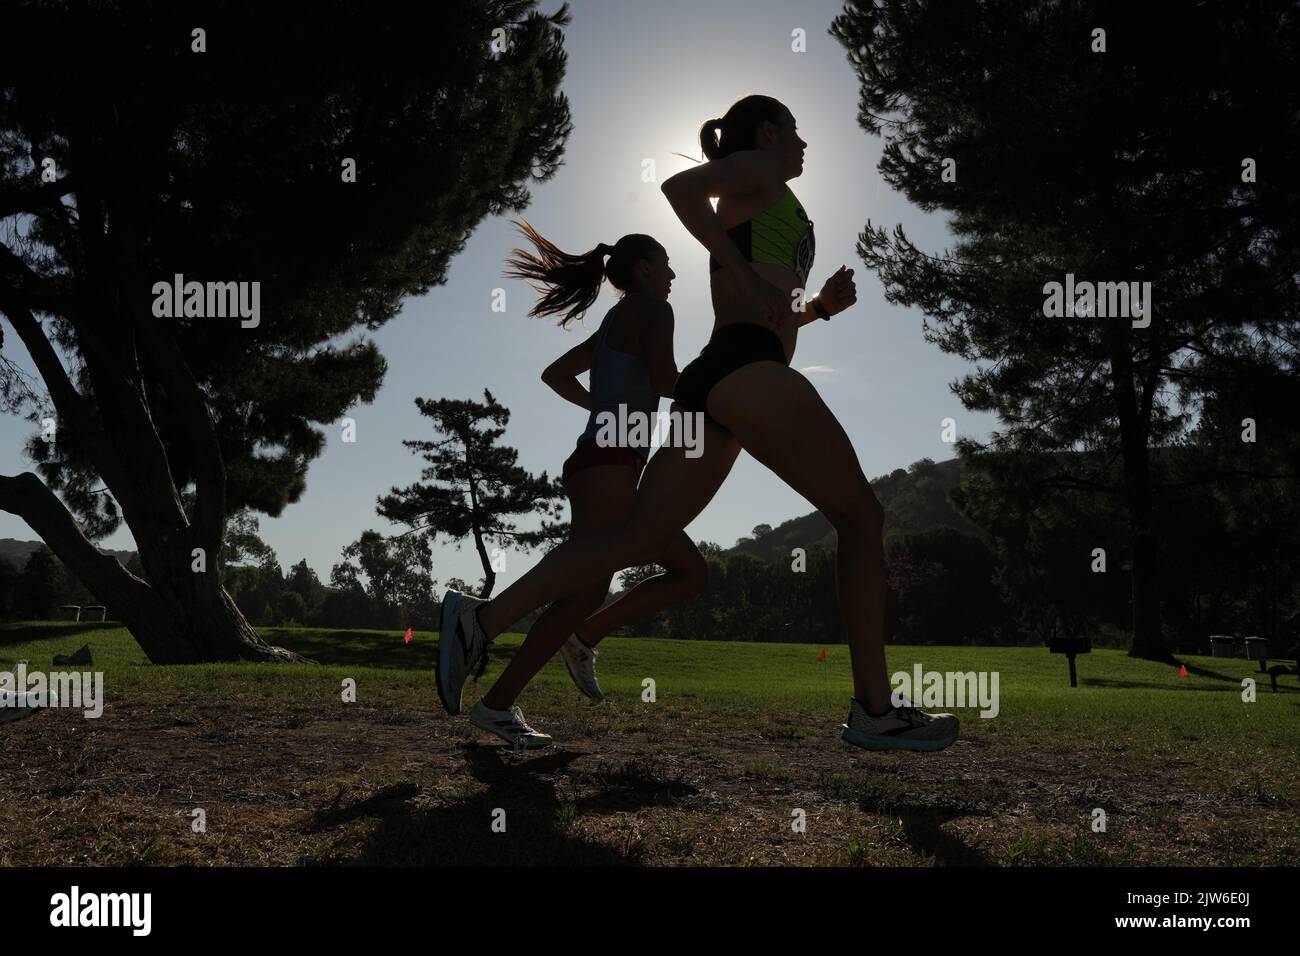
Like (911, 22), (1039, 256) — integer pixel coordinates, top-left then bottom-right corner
(503, 221), (610, 327)
(504, 222), (664, 327)
(699, 118), (725, 161)
(699, 95), (786, 161)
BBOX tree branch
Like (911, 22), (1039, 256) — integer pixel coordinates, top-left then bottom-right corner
(0, 176), (76, 219)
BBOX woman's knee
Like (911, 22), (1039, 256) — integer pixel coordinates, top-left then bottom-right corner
(676, 546), (709, 595)
(825, 483), (885, 537)
(609, 520), (672, 568)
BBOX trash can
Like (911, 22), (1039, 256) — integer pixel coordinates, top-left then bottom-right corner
(1209, 634), (1237, 658)
(57, 604), (82, 622)
(1244, 636), (1269, 661)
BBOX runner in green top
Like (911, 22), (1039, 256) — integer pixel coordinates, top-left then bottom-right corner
(709, 182), (815, 285)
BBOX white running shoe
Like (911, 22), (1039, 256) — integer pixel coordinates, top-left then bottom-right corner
(468, 700), (553, 749)
(841, 697), (959, 752)
(0, 690), (47, 725)
(560, 634), (603, 701)
(436, 589), (491, 716)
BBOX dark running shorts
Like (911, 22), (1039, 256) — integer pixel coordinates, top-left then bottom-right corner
(561, 438), (648, 482)
(672, 322), (790, 424)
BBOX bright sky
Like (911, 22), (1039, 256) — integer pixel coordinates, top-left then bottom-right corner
(0, 0), (996, 592)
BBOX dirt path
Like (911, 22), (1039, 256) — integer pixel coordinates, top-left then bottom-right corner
(1, 698), (1295, 866)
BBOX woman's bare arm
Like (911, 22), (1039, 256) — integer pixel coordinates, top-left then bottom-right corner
(660, 149), (782, 274)
(660, 150), (791, 323)
(638, 300), (679, 398)
(541, 331), (598, 411)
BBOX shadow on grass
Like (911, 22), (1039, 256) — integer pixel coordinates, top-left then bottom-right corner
(303, 745), (646, 865)
(819, 772), (994, 866)
(267, 629), (437, 670)
(571, 758), (701, 814)
(0, 620), (123, 650)
(1080, 660), (1249, 691)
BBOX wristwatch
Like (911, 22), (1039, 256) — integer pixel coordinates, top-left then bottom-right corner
(813, 297), (831, 321)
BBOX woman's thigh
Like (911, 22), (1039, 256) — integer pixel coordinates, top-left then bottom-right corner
(706, 362), (880, 525)
(564, 465), (637, 534)
(560, 466), (637, 601)
(617, 407), (742, 557)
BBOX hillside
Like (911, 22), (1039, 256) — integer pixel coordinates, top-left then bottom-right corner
(727, 457), (977, 561)
(0, 537), (136, 568)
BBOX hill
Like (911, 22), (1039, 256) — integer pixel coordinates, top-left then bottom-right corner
(727, 457), (976, 561)
(0, 537), (136, 568)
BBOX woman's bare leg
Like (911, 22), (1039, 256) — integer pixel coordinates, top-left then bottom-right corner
(707, 361), (892, 713)
(480, 580), (612, 709)
(576, 531), (707, 644)
(479, 411), (740, 637)
(479, 466), (632, 710)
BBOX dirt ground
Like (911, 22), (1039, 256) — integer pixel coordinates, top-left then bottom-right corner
(1, 696), (1296, 866)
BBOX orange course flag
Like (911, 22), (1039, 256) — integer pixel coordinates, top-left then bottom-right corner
(404, 627), (414, 644)
(1178, 663), (1188, 678)
(818, 648), (827, 663)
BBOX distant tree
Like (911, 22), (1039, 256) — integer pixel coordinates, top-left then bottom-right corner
(378, 390), (566, 597)
(285, 559), (326, 619)
(218, 511), (277, 579)
(15, 546), (64, 619)
(330, 530), (436, 628)
(276, 590), (306, 627)
(0, 556), (18, 619)
(885, 527), (1003, 645)
(617, 564), (663, 591)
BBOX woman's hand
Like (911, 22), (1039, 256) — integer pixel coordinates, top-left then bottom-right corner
(817, 266), (857, 316)
(733, 266), (790, 325)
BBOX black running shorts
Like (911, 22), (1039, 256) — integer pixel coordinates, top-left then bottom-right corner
(672, 322), (790, 425)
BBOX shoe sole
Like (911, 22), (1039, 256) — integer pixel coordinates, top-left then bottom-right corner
(562, 650), (604, 702)
(436, 591), (462, 715)
(841, 724), (958, 753)
(469, 713), (553, 749)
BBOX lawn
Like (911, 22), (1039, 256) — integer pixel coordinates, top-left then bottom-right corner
(1, 621), (1296, 866)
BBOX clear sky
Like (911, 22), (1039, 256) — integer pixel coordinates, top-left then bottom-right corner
(0, 0), (996, 590)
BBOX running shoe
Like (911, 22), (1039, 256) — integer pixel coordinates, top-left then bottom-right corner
(560, 633), (603, 701)
(436, 589), (490, 716)
(468, 700), (553, 749)
(841, 697), (959, 752)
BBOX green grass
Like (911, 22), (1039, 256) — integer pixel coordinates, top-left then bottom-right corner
(2, 620), (1297, 768)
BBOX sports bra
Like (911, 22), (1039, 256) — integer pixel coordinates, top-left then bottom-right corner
(709, 185), (815, 286)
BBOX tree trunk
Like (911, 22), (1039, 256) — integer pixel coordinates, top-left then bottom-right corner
(0, 471), (307, 663)
(1128, 521), (1171, 662)
(1105, 319), (1174, 663)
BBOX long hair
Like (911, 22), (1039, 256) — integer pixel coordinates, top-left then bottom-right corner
(699, 94), (787, 161)
(504, 221), (662, 327)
